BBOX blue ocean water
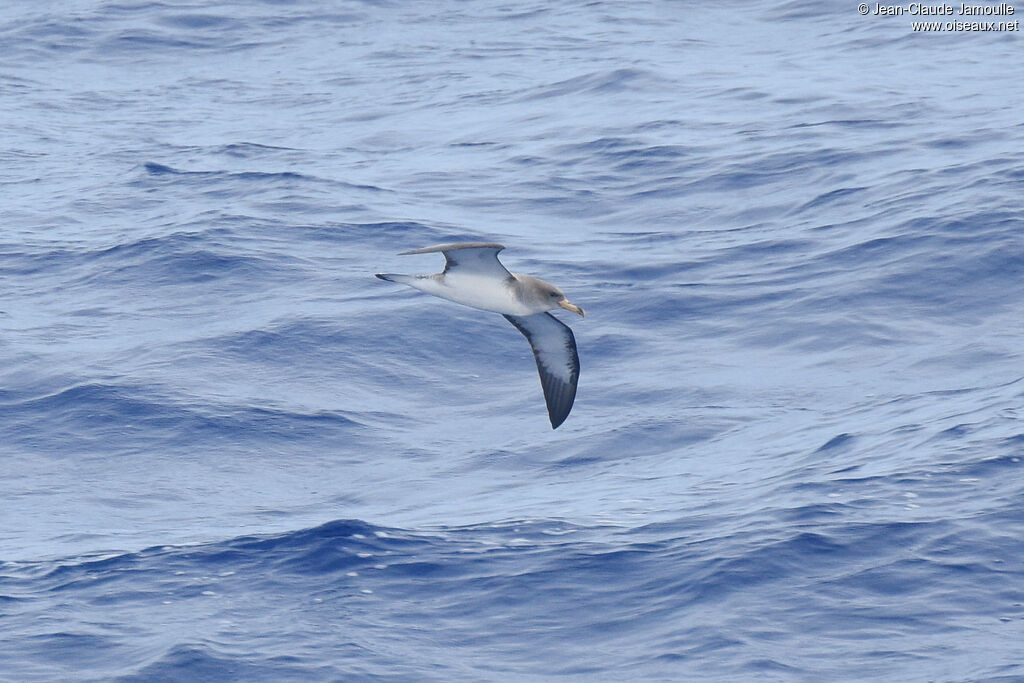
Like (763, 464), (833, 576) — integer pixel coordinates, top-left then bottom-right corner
(3, 0), (1024, 679)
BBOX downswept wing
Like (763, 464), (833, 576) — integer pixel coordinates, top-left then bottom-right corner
(504, 312), (580, 429)
(400, 242), (511, 279)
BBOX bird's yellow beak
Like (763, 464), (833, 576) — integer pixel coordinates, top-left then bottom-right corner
(559, 299), (585, 317)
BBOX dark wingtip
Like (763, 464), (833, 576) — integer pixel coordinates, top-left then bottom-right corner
(548, 407), (570, 429)
(375, 273), (391, 281)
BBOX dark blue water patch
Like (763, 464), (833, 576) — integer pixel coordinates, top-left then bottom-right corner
(795, 186), (869, 212)
(585, 331), (636, 361)
(0, 381), (364, 458)
(88, 244), (284, 288)
(141, 162), (177, 175)
(1, 518), (531, 602)
(680, 147), (885, 196)
(211, 318), (351, 363)
(1, 227), (299, 290)
(696, 211), (1024, 324)
(85, 3), (273, 56)
(16, 19), (97, 57)
(669, 532), (845, 607)
(0, 243), (81, 278)
(115, 643), (338, 683)
(22, 632), (119, 672)
(2, 520), (389, 593)
(816, 433), (855, 453)
(864, 242), (1024, 318)
(821, 233), (935, 268)
(838, 556), (984, 598)
(101, 29), (233, 53)
(228, 519), (432, 568)
(446, 140), (507, 150)
(938, 423), (975, 438)
(0, 16), (100, 61)
(776, 503), (851, 523)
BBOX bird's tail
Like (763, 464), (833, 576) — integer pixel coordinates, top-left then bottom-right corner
(375, 273), (415, 285)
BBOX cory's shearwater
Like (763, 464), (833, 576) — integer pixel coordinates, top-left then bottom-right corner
(375, 242), (585, 429)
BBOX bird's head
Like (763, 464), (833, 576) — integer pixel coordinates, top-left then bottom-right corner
(540, 282), (585, 317)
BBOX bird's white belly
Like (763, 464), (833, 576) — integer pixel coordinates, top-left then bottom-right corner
(433, 273), (534, 315)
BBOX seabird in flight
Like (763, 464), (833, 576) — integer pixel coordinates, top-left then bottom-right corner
(375, 242), (584, 429)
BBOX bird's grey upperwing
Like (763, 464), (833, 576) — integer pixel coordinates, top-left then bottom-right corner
(503, 312), (580, 429)
(400, 242), (511, 279)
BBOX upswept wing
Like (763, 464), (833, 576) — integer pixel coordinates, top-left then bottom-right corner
(503, 312), (580, 429)
(400, 242), (511, 278)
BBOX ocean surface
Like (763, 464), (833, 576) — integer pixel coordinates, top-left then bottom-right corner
(2, 1), (1023, 680)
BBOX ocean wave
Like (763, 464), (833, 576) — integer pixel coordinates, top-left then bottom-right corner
(4, 511), (1022, 679)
